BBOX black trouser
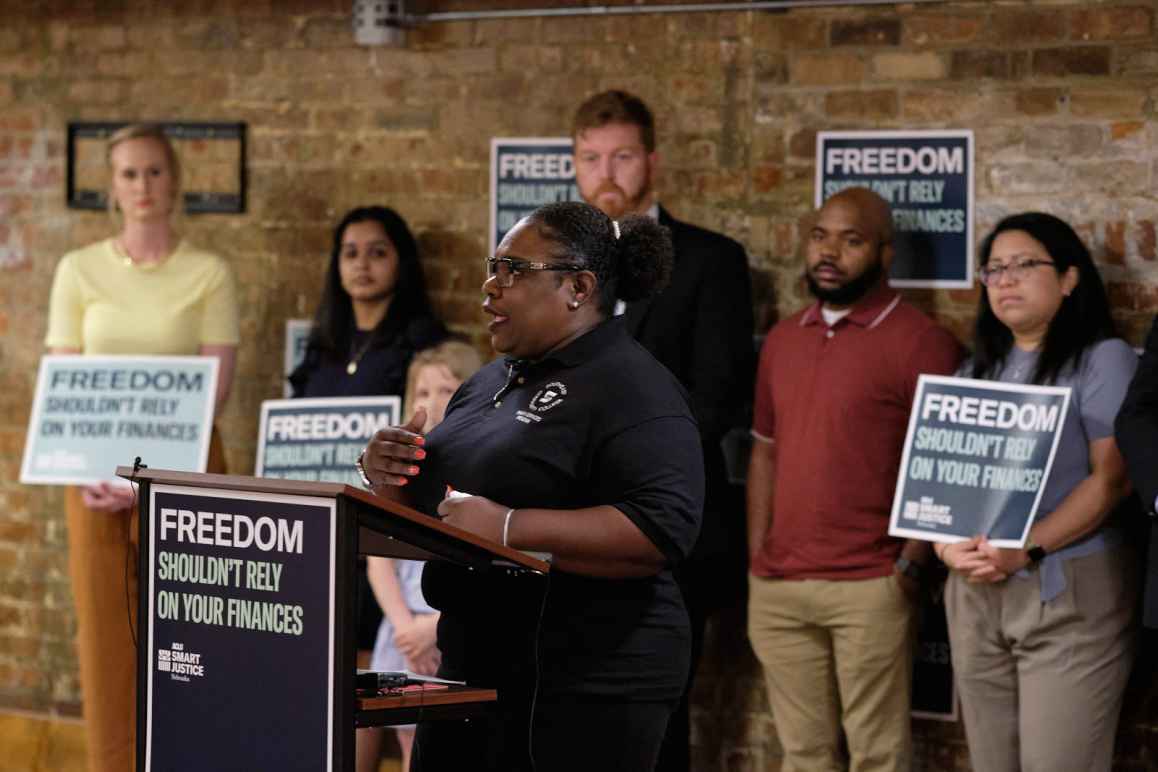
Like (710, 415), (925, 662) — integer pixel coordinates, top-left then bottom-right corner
(652, 570), (708, 772)
(412, 695), (674, 772)
(654, 481), (749, 772)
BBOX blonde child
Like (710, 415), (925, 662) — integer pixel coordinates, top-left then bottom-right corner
(357, 340), (483, 772)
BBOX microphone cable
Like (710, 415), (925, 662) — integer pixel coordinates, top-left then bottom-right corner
(124, 456), (146, 650)
(526, 570), (550, 771)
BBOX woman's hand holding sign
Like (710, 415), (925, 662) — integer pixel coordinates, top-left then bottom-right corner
(938, 536), (1008, 583)
(82, 482), (135, 512)
(974, 538), (1029, 580)
(938, 535), (1033, 583)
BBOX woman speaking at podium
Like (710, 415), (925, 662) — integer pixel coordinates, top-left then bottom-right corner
(44, 124), (239, 772)
(359, 201), (705, 771)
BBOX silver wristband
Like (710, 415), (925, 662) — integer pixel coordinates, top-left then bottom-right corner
(355, 449), (374, 490)
(502, 508), (516, 548)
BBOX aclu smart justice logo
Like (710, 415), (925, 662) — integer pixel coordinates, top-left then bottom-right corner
(157, 641), (205, 682)
(902, 496), (953, 527)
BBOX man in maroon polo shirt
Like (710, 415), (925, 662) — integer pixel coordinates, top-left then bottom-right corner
(747, 187), (963, 772)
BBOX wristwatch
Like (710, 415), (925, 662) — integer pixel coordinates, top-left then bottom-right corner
(894, 557), (923, 581)
(1025, 542), (1048, 565)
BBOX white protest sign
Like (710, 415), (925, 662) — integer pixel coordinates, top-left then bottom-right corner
(21, 355), (219, 485)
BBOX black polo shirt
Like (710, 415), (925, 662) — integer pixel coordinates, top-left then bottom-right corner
(412, 318), (705, 700)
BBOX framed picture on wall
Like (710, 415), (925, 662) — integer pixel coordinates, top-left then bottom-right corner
(67, 121), (247, 214)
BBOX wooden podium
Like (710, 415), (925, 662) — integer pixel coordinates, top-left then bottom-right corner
(118, 467), (549, 772)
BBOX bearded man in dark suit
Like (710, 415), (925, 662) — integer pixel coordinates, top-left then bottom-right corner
(571, 90), (755, 772)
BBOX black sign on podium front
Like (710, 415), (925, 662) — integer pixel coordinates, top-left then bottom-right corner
(144, 484), (337, 770)
(122, 467), (550, 772)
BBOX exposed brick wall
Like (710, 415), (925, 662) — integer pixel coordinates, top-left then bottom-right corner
(1, 1), (1156, 768)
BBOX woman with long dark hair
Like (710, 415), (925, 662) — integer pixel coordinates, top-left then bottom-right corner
(289, 205), (446, 398)
(935, 212), (1137, 772)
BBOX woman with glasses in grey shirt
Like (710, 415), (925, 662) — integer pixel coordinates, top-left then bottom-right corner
(935, 212), (1138, 772)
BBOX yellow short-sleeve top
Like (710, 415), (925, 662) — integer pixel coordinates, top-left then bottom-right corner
(45, 238), (240, 355)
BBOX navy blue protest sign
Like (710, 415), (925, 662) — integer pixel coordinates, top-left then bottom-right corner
(889, 376), (1071, 548)
(143, 484), (336, 771)
(490, 138), (582, 254)
(256, 397), (402, 487)
(815, 130), (974, 288)
(20, 355), (218, 485)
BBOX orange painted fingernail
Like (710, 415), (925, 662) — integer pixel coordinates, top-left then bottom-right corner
(415, 449), (426, 460)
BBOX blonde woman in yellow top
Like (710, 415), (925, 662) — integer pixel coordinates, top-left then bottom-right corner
(44, 124), (239, 772)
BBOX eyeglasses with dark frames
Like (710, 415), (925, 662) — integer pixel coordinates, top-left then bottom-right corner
(978, 258), (1056, 287)
(485, 256), (586, 288)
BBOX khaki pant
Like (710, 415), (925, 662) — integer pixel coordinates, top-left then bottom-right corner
(747, 574), (915, 772)
(66, 430), (225, 772)
(944, 546), (1136, 772)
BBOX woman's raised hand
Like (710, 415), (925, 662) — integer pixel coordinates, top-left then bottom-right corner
(361, 407), (428, 488)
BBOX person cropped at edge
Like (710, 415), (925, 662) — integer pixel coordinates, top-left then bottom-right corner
(571, 89), (754, 772)
(746, 187), (963, 772)
(934, 212), (1137, 772)
(1117, 314), (1158, 512)
(1116, 314), (1158, 628)
(359, 201), (705, 772)
(44, 123), (239, 772)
